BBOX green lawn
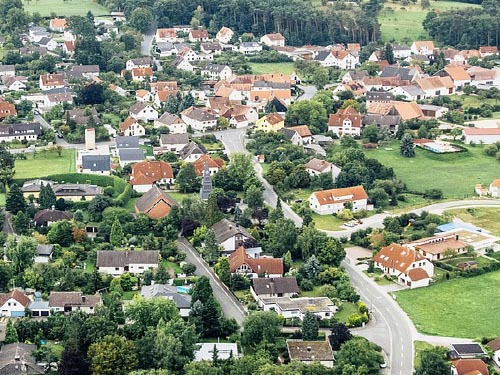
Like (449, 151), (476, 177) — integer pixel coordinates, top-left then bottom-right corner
(84, 259), (95, 273)
(162, 260), (182, 274)
(335, 302), (359, 324)
(311, 213), (345, 231)
(124, 197), (139, 213)
(379, 1), (480, 42)
(446, 208), (500, 237)
(0, 193), (5, 207)
(15, 149), (76, 180)
(249, 62), (295, 75)
(365, 141), (498, 199)
(122, 291), (139, 300)
(443, 255), (496, 268)
(22, 0), (109, 16)
(167, 192), (197, 204)
(395, 270), (500, 338)
(139, 145), (154, 157)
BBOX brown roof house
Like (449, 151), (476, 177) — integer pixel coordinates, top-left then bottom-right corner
(308, 186), (368, 216)
(130, 160), (174, 193)
(0, 290), (31, 317)
(210, 218), (255, 255)
(373, 243), (434, 288)
(305, 158), (341, 182)
(251, 277), (299, 306)
(33, 208), (73, 227)
(135, 185), (176, 219)
(280, 125), (312, 146)
(286, 339), (334, 368)
(487, 338), (500, 367)
(229, 246), (283, 278)
(97, 250), (160, 276)
(188, 29), (209, 43)
(193, 154), (224, 176)
(48, 291), (102, 315)
(328, 106), (362, 138)
(120, 116), (145, 137)
(406, 233), (467, 261)
(451, 359), (489, 375)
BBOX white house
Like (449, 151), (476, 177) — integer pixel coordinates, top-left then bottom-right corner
(211, 218), (255, 255)
(159, 133), (190, 153)
(327, 107), (362, 137)
(489, 179), (500, 197)
(250, 277), (299, 306)
(305, 158), (341, 182)
(229, 247), (283, 278)
(463, 128), (500, 144)
(120, 116), (146, 137)
(155, 28), (181, 43)
(37, 37), (58, 51)
(171, 56), (194, 72)
(180, 106), (217, 132)
(315, 50), (359, 70)
(130, 160), (174, 193)
(309, 185), (368, 215)
(0, 290), (31, 317)
(239, 42), (262, 55)
(410, 41), (435, 55)
(141, 284), (191, 317)
(201, 64), (233, 81)
(0, 65), (15, 77)
(261, 297), (337, 320)
(96, 250), (160, 276)
(126, 57), (152, 70)
(216, 26), (234, 44)
(487, 338), (500, 367)
(390, 85), (427, 101)
(35, 244), (53, 263)
(129, 102), (158, 122)
(260, 33), (285, 47)
(48, 292), (102, 315)
(0, 123), (42, 143)
(392, 44), (412, 59)
(155, 112), (187, 134)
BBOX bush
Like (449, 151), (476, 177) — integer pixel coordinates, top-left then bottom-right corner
(423, 188), (443, 199)
(347, 312), (369, 327)
(300, 279), (314, 291)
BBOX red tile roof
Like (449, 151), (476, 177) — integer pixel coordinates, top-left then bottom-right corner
(288, 125), (312, 138)
(193, 154), (224, 176)
(373, 243), (425, 274)
(229, 247), (283, 275)
(131, 67), (153, 77)
(464, 128), (500, 136)
(131, 160), (173, 186)
(407, 268), (429, 281)
(311, 185), (368, 206)
(190, 29), (209, 39)
(452, 359), (489, 375)
(120, 116), (140, 132)
(328, 106), (362, 127)
(0, 290), (30, 308)
(0, 101), (16, 119)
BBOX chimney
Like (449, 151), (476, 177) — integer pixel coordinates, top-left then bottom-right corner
(14, 355), (20, 361)
(81, 295), (86, 303)
(51, 205), (55, 211)
(85, 128), (96, 150)
(306, 346), (312, 352)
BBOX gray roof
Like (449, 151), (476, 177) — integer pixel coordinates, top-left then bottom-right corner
(202, 63), (228, 73)
(380, 66), (416, 81)
(315, 50), (330, 62)
(211, 218), (254, 244)
(0, 123), (42, 138)
(201, 42), (222, 51)
(43, 87), (73, 95)
(156, 42), (174, 52)
(399, 85), (426, 96)
(0, 343), (44, 374)
(129, 57), (152, 66)
(119, 148), (145, 162)
(48, 291), (102, 308)
(19, 46), (47, 55)
(82, 155), (111, 171)
(362, 114), (400, 126)
(252, 277), (299, 295)
(242, 42), (260, 48)
(33, 209), (73, 223)
(52, 184), (102, 196)
(419, 104), (445, 111)
(116, 135), (140, 148)
(366, 90), (393, 102)
(129, 102), (149, 114)
(161, 133), (189, 145)
(140, 284), (191, 309)
(135, 185), (176, 214)
(28, 300), (49, 310)
(304, 158), (335, 173)
(450, 343), (486, 356)
(97, 250), (160, 267)
(36, 244), (54, 256)
(0, 65), (15, 72)
(346, 70), (369, 80)
(37, 37), (52, 46)
(280, 127), (297, 140)
(171, 56), (186, 67)
(157, 112), (184, 126)
(182, 107), (216, 122)
(392, 43), (410, 51)
(253, 81), (290, 89)
(180, 142), (206, 159)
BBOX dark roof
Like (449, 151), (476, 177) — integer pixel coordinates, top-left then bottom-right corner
(253, 81), (290, 89)
(286, 340), (334, 362)
(380, 66), (416, 81)
(82, 155), (111, 171)
(48, 292), (101, 308)
(180, 142), (206, 159)
(346, 70), (369, 80)
(129, 102), (149, 114)
(52, 184), (102, 196)
(36, 244), (53, 256)
(181, 106), (217, 122)
(97, 250), (160, 267)
(156, 42), (174, 52)
(252, 277), (299, 295)
(33, 208), (73, 223)
(211, 218), (254, 244)
(280, 127), (297, 140)
(0, 123), (42, 138)
(118, 148), (145, 162)
(362, 114), (400, 126)
(202, 64), (228, 74)
(451, 344), (486, 356)
(140, 284), (191, 308)
(487, 338), (500, 352)
(315, 51), (330, 62)
(129, 57), (152, 66)
(366, 90), (393, 101)
(116, 135), (140, 149)
(160, 133), (189, 145)
(135, 185), (176, 214)
(0, 343), (44, 375)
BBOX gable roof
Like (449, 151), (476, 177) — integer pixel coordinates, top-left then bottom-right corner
(118, 148), (145, 162)
(131, 160), (173, 185)
(161, 133), (189, 145)
(451, 359), (489, 375)
(252, 277), (299, 295)
(263, 112), (284, 125)
(264, 32), (285, 41)
(120, 116), (141, 132)
(305, 158), (335, 173)
(134, 185), (176, 218)
(0, 343), (44, 374)
(415, 76), (454, 91)
(328, 106), (362, 127)
(443, 66), (471, 81)
(287, 125), (312, 137)
(311, 185), (368, 206)
(116, 135), (140, 148)
(211, 218), (254, 244)
(190, 29), (209, 39)
(181, 106), (217, 122)
(180, 142), (206, 160)
(82, 155), (111, 172)
(486, 337), (500, 352)
(392, 101), (424, 121)
(33, 208), (73, 223)
(413, 40), (435, 51)
(50, 18), (67, 28)
(140, 284), (191, 308)
(97, 250), (160, 267)
(48, 291), (101, 308)
(373, 243), (425, 274)
(287, 340), (334, 362)
(0, 290), (30, 308)
(229, 246), (283, 275)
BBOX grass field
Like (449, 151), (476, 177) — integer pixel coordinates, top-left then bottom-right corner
(335, 302), (359, 324)
(364, 141), (498, 199)
(311, 213), (345, 231)
(0, 193), (5, 207)
(395, 270), (500, 338)
(15, 149), (76, 180)
(249, 62), (295, 75)
(446, 208), (500, 237)
(379, 1), (480, 42)
(22, 0), (109, 17)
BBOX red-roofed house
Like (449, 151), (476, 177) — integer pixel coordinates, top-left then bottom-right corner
(489, 178), (500, 197)
(120, 116), (145, 137)
(451, 359), (489, 375)
(486, 338), (500, 367)
(189, 29), (209, 43)
(328, 106), (362, 137)
(193, 154), (224, 176)
(229, 246), (283, 278)
(0, 101), (17, 120)
(308, 185), (368, 215)
(373, 243), (434, 288)
(463, 127), (500, 144)
(39, 73), (64, 90)
(216, 26), (234, 44)
(479, 46), (498, 58)
(411, 41), (435, 55)
(130, 160), (174, 192)
(63, 40), (75, 55)
(155, 28), (181, 43)
(0, 290), (31, 317)
(49, 18), (67, 32)
(130, 67), (153, 82)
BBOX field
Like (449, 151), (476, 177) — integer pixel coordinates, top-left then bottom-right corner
(15, 149), (76, 180)
(311, 213), (346, 231)
(249, 62), (295, 75)
(22, 0), (109, 17)
(364, 142), (498, 199)
(379, 1), (480, 42)
(395, 270), (500, 338)
(446, 208), (500, 237)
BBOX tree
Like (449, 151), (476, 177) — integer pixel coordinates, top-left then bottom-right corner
(177, 163), (200, 193)
(244, 184), (264, 210)
(415, 347), (449, 375)
(335, 337), (383, 373)
(59, 340), (89, 375)
(241, 311), (283, 350)
(382, 43), (395, 64)
(88, 335), (138, 375)
(13, 210), (30, 235)
(47, 220), (73, 246)
(5, 319), (18, 344)
(264, 218), (298, 258)
(302, 255), (321, 279)
(318, 238), (345, 267)
(361, 124), (380, 143)
(400, 133), (415, 157)
(6, 184), (26, 213)
(204, 229), (220, 265)
(129, 7), (153, 33)
(110, 218), (124, 247)
(0, 144), (14, 192)
(6, 237), (37, 274)
(301, 311), (319, 340)
(214, 256), (230, 285)
(125, 297), (180, 336)
(329, 323), (352, 350)
(38, 183), (57, 209)
(285, 100), (328, 133)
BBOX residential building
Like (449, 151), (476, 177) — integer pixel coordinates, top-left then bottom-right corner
(0, 65), (15, 77)
(216, 26), (234, 44)
(362, 113), (400, 135)
(287, 340), (334, 368)
(35, 244), (53, 263)
(188, 29), (209, 43)
(39, 73), (64, 90)
(366, 90), (392, 104)
(309, 185), (368, 215)
(251, 277), (299, 303)
(280, 125), (312, 146)
(315, 50), (358, 69)
(130, 160), (174, 192)
(141, 284), (191, 317)
(415, 76), (454, 97)
(48, 292), (102, 315)
(239, 42), (262, 55)
(159, 133), (190, 153)
(81, 154), (111, 175)
(126, 57), (152, 70)
(463, 128), (500, 144)
(120, 116), (146, 136)
(373, 243), (434, 288)
(129, 102), (158, 122)
(304, 158), (341, 181)
(0, 123), (42, 142)
(479, 46), (498, 57)
(0, 76), (25, 92)
(156, 42), (176, 57)
(155, 28), (181, 43)
(486, 338), (500, 367)
(490, 179), (500, 197)
(261, 296), (337, 320)
(49, 18), (67, 32)
(260, 33), (285, 47)
(411, 41), (435, 55)
(118, 148), (146, 167)
(254, 112), (284, 132)
(115, 135), (140, 149)
(379, 66), (421, 82)
(229, 246), (283, 278)
(37, 37), (57, 51)
(155, 112), (187, 134)
(392, 43), (412, 59)
(418, 104), (448, 119)
(0, 290), (30, 317)
(392, 101), (424, 121)
(450, 343), (487, 359)
(201, 64), (233, 81)
(200, 42), (222, 55)
(211, 218), (255, 254)
(171, 56), (194, 72)
(437, 66), (471, 90)
(194, 343), (239, 362)
(97, 250), (160, 276)
(193, 154), (224, 176)
(51, 184), (103, 202)
(0, 100), (16, 121)
(406, 233), (467, 261)
(0, 343), (44, 374)
(328, 106), (362, 137)
(129, 67), (154, 82)
(135, 89), (154, 103)
(451, 359), (489, 375)
(134, 185), (176, 219)
(180, 106), (217, 132)
(33, 208), (72, 227)
(180, 142), (206, 162)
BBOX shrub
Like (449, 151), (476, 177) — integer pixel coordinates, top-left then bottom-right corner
(300, 279), (314, 291)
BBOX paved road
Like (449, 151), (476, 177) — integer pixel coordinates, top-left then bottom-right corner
(140, 19), (162, 71)
(296, 85), (317, 101)
(178, 237), (246, 325)
(2, 211), (15, 236)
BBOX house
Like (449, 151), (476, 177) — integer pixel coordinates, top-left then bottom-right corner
(216, 26), (234, 44)
(254, 113), (284, 132)
(115, 135), (139, 150)
(66, 107), (100, 125)
(0, 343), (45, 374)
(0, 290), (30, 317)
(287, 340), (334, 368)
(239, 42), (262, 55)
(411, 41), (435, 55)
(120, 116), (146, 137)
(463, 128), (500, 144)
(141, 284), (191, 317)
(467, 66), (500, 86)
(406, 233), (467, 261)
(159, 133), (190, 153)
(437, 66), (471, 90)
(449, 343), (487, 359)
(81, 154), (111, 175)
(479, 45), (498, 58)
(486, 338), (500, 367)
(305, 158), (341, 181)
(490, 179), (500, 197)
(171, 56), (194, 72)
(126, 57), (152, 70)
(201, 42), (222, 55)
(366, 90), (392, 104)
(135, 185), (176, 219)
(188, 29), (209, 42)
(392, 101), (424, 121)
(201, 64), (233, 81)
(52, 184), (103, 201)
(118, 148), (146, 167)
(362, 113), (400, 135)
(33, 208), (73, 227)
(109, 83), (128, 97)
(328, 106), (362, 137)
(39, 73), (64, 90)
(130, 67), (153, 82)
(0, 100), (16, 121)
(415, 76), (454, 97)
(418, 104), (448, 119)
(129, 102), (158, 122)
(0, 123), (41, 142)
(180, 142), (207, 162)
(379, 66), (421, 82)
(373, 243), (434, 288)
(0, 65), (15, 77)
(97, 250), (160, 276)
(19, 45), (48, 57)
(155, 113), (187, 134)
(35, 244), (53, 263)
(49, 292), (102, 315)
(155, 28), (181, 43)
(49, 18), (67, 32)
(261, 296), (337, 320)
(260, 33), (285, 47)
(194, 343), (239, 362)
(280, 125), (312, 146)
(130, 160), (174, 192)
(393, 44), (412, 59)
(135, 89), (154, 103)
(309, 185), (368, 215)
(451, 359), (489, 375)
(180, 106), (217, 132)
(229, 246), (283, 278)
(156, 42), (177, 57)
(37, 37), (58, 51)
(250, 277), (299, 303)
(211, 219), (255, 255)
(315, 50), (358, 70)
(193, 154), (224, 176)
(154, 90), (175, 108)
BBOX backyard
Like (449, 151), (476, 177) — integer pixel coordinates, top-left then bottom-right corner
(364, 141), (498, 199)
(378, 1), (480, 42)
(395, 269), (500, 338)
(446, 208), (500, 237)
(249, 62), (295, 75)
(22, 0), (109, 17)
(14, 149), (76, 180)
